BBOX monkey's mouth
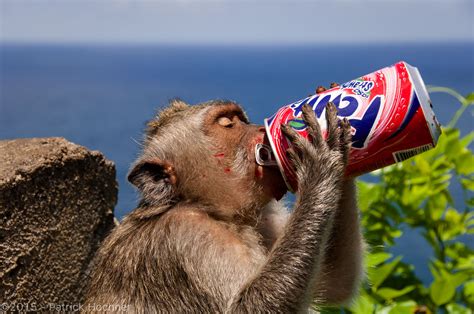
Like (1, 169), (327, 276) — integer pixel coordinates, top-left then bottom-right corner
(255, 144), (277, 167)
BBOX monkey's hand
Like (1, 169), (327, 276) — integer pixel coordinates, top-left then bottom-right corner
(281, 102), (351, 199)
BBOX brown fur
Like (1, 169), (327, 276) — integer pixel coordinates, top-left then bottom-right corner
(83, 100), (364, 313)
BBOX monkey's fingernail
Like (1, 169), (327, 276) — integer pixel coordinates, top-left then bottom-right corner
(330, 82), (339, 88)
(316, 86), (326, 94)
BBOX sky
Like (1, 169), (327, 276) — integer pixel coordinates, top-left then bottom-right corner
(0, 0), (473, 44)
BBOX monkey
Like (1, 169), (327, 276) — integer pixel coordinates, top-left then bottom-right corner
(83, 95), (364, 313)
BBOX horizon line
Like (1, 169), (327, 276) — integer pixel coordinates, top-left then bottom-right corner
(1, 39), (473, 47)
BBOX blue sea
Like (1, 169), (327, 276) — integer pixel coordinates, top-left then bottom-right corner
(1, 42), (473, 283)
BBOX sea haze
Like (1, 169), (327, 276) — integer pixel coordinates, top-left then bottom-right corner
(1, 42), (473, 283)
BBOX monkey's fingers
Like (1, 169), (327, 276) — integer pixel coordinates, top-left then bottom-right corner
(316, 86), (327, 94)
(339, 118), (352, 165)
(315, 83), (339, 95)
(301, 104), (324, 150)
(285, 147), (302, 171)
(325, 103), (341, 150)
(281, 123), (307, 153)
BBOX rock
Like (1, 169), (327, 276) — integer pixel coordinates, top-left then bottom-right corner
(0, 137), (117, 308)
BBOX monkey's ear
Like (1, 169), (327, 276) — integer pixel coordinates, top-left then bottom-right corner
(127, 159), (177, 191)
(128, 159), (177, 206)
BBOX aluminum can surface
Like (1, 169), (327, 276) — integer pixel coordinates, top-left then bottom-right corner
(264, 61), (442, 192)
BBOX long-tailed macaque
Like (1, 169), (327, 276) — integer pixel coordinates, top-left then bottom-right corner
(84, 91), (364, 312)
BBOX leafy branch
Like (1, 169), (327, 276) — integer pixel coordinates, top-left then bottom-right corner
(321, 88), (474, 314)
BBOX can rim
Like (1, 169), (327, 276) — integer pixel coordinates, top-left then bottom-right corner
(264, 118), (296, 193)
(404, 62), (442, 144)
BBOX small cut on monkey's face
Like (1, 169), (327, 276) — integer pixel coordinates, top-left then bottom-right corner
(202, 103), (288, 202)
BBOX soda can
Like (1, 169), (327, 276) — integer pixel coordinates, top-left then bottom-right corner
(261, 61), (442, 192)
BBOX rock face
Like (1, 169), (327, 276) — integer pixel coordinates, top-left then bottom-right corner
(0, 137), (117, 307)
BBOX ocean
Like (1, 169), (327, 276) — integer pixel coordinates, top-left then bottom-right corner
(1, 42), (473, 283)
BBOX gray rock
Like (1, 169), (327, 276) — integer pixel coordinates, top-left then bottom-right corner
(0, 137), (117, 308)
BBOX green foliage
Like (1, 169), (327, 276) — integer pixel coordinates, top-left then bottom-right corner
(330, 88), (474, 313)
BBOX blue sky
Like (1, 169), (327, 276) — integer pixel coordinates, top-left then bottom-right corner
(1, 0), (473, 44)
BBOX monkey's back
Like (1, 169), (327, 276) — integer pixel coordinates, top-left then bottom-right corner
(83, 208), (229, 313)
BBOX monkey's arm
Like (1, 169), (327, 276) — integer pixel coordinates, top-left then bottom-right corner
(229, 104), (351, 312)
(312, 179), (364, 305)
(258, 182), (364, 305)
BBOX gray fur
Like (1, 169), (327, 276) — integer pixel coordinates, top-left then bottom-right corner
(83, 101), (364, 313)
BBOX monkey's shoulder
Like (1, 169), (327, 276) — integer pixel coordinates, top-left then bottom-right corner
(111, 205), (254, 255)
(161, 206), (252, 249)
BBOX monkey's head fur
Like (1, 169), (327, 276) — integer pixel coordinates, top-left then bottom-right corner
(128, 99), (287, 224)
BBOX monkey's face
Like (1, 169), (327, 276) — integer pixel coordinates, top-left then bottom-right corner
(128, 100), (287, 220)
(203, 103), (288, 204)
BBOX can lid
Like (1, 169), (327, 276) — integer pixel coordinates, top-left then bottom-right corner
(255, 143), (278, 167)
(405, 62), (442, 144)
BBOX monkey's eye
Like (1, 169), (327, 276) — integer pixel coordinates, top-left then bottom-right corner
(217, 116), (234, 128)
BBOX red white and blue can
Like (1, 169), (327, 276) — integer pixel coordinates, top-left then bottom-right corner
(264, 61), (442, 192)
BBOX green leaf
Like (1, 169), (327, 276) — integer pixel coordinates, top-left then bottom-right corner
(464, 280), (474, 305)
(376, 286), (415, 300)
(430, 278), (456, 305)
(445, 135), (463, 160)
(432, 173), (452, 186)
(357, 181), (381, 212)
(450, 272), (471, 288)
(444, 127), (461, 140)
(369, 256), (402, 289)
(416, 157), (431, 175)
(387, 301), (417, 314)
(389, 229), (403, 239)
(427, 193), (447, 221)
(368, 222), (384, 231)
(348, 292), (374, 314)
(432, 155), (449, 171)
(446, 303), (472, 314)
(465, 92), (474, 104)
(461, 178), (474, 191)
(445, 208), (462, 224)
(429, 263), (441, 281)
(366, 252), (393, 267)
(456, 154), (474, 175)
(401, 185), (429, 207)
